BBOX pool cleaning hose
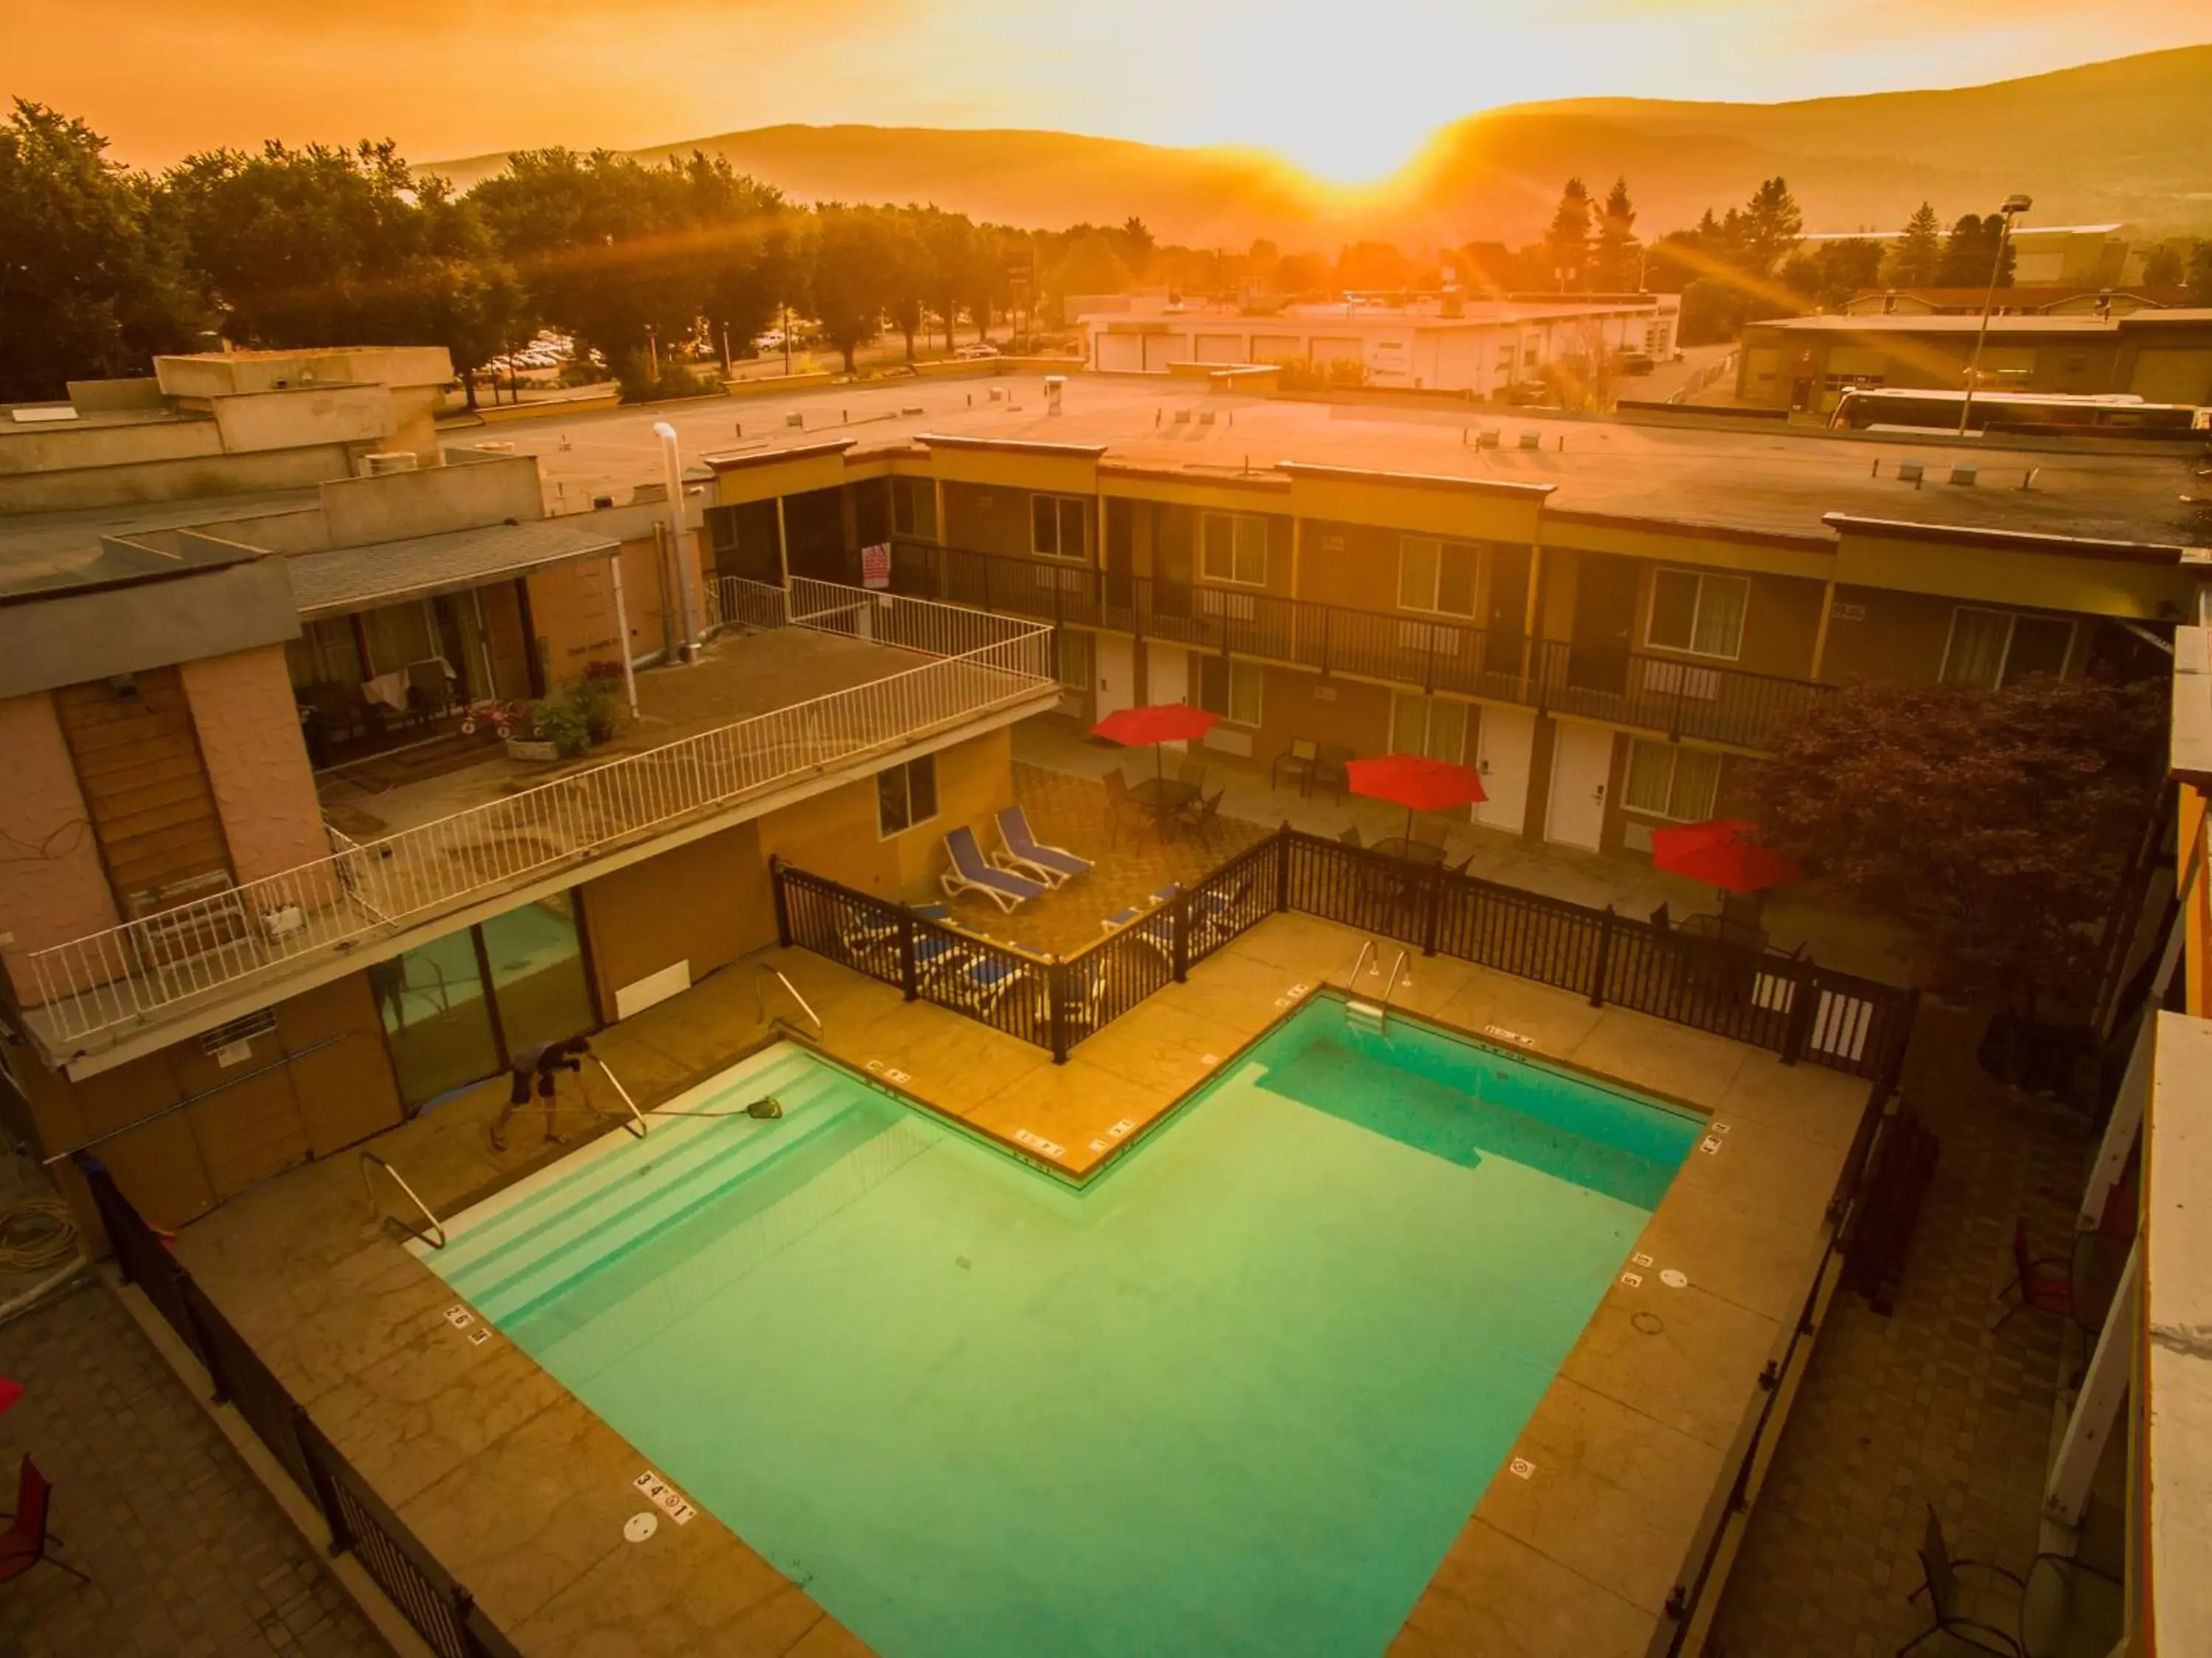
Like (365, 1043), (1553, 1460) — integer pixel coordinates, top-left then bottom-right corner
(0, 1194), (77, 1274)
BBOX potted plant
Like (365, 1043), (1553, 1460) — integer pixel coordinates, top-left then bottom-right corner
(530, 698), (592, 760)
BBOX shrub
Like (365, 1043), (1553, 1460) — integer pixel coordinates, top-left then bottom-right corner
(532, 698), (591, 758)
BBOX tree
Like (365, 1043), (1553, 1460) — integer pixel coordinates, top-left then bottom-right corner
(1543, 177), (1592, 289)
(2188, 241), (2212, 307)
(1779, 237), (1882, 311)
(2140, 243), (2185, 288)
(1885, 202), (1944, 288)
(1753, 676), (2165, 1016)
(1043, 229), (1130, 325)
(0, 100), (199, 400)
(1590, 178), (1640, 291)
(1110, 215), (1155, 279)
(1735, 176), (1802, 277)
(470, 148), (702, 370)
(1245, 237), (1281, 293)
(1335, 240), (1415, 291)
(1935, 213), (2013, 288)
(678, 152), (790, 371)
(808, 204), (889, 372)
(1275, 252), (1327, 295)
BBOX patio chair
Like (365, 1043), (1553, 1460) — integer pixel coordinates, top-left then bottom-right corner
(1338, 825), (1364, 850)
(405, 658), (456, 722)
(1179, 788), (1225, 849)
(0, 1455), (89, 1589)
(1994, 1220), (2074, 1331)
(941, 952), (1030, 1014)
(1102, 768), (1137, 848)
(941, 826), (1048, 914)
(994, 805), (1092, 888)
(1411, 816), (1451, 850)
(1272, 738), (1319, 795)
(1103, 884), (1180, 930)
(1175, 755), (1209, 789)
(840, 901), (961, 974)
(1312, 743), (1354, 803)
(1899, 1503), (2123, 1658)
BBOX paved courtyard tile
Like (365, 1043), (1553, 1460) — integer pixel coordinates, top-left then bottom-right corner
(1706, 1002), (2092, 1657)
(0, 1279), (390, 1658)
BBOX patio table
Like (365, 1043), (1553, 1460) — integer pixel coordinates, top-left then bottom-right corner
(1129, 777), (1200, 837)
(1370, 837), (1447, 866)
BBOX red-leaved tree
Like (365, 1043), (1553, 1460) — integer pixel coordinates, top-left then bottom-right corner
(1752, 676), (2165, 1015)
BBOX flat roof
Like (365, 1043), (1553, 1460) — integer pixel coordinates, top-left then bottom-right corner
(284, 518), (621, 620)
(481, 372), (2198, 548)
(0, 490), (317, 593)
(7, 369), (2193, 569)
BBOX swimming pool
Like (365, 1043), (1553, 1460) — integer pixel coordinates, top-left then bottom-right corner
(420, 996), (1701, 1657)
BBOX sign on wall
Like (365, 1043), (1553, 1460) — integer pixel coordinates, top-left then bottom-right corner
(861, 542), (891, 589)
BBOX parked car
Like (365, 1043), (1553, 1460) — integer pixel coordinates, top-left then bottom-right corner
(1618, 351), (1657, 375)
(953, 343), (1001, 361)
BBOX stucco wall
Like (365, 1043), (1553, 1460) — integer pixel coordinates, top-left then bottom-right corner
(580, 821), (777, 1014)
(209, 386), (394, 454)
(0, 443), (358, 515)
(317, 453), (545, 547)
(180, 648), (329, 885)
(0, 691), (122, 1002)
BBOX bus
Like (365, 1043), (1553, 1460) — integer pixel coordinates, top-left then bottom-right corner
(1828, 387), (2210, 437)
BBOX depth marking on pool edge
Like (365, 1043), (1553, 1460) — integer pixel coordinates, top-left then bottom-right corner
(1508, 1457), (1536, 1480)
(633, 1470), (697, 1526)
(1014, 1128), (1066, 1159)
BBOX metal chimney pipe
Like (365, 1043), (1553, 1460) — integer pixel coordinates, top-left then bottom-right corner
(654, 422), (700, 660)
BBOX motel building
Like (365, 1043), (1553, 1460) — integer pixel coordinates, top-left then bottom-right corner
(1077, 290), (1680, 392)
(0, 353), (2199, 1657)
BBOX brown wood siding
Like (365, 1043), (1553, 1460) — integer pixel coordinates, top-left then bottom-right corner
(53, 667), (234, 909)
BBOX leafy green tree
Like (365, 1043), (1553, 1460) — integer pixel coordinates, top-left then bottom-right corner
(807, 204), (889, 372)
(1753, 676), (2165, 1015)
(1885, 202), (1945, 287)
(1275, 252), (1327, 295)
(911, 209), (976, 350)
(1934, 212), (2014, 288)
(679, 153), (790, 370)
(1590, 178), (1639, 291)
(1779, 237), (1882, 311)
(1110, 215), (1155, 278)
(2188, 241), (2212, 306)
(1335, 240), (1416, 290)
(470, 148), (701, 369)
(0, 100), (199, 400)
(1543, 177), (1592, 289)
(875, 207), (931, 361)
(2139, 243), (2184, 288)
(1045, 229), (1131, 323)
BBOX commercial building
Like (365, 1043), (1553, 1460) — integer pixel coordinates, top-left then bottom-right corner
(1078, 293), (1680, 392)
(1795, 222), (2135, 288)
(1735, 308), (2212, 414)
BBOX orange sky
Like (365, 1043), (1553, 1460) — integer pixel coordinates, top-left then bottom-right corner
(4, 0), (2205, 181)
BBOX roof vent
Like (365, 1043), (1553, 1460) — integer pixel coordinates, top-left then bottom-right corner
(1896, 459), (1925, 487)
(1950, 464), (1978, 486)
(1477, 427), (1501, 448)
(1517, 429), (1542, 450)
(363, 450), (417, 475)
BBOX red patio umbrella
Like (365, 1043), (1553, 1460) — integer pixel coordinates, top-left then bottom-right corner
(1346, 753), (1487, 843)
(1649, 818), (1801, 894)
(1091, 703), (1222, 784)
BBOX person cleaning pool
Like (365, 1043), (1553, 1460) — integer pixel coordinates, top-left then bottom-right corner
(492, 1036), (593, 1150)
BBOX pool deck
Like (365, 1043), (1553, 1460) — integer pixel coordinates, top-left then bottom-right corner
(172, 911), (1872, 1658)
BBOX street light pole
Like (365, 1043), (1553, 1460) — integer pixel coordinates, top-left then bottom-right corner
(1957, 193), (2033, 437)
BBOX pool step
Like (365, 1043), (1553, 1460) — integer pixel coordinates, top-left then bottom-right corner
(443, 1059), (859, 1317)
(1345, 999), (1387, 1030)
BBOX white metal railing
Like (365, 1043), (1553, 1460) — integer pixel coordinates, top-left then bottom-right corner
(705, 575), (793, 634)
(15, 580), (1054, 1044)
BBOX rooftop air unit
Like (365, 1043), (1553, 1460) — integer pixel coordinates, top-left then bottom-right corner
(362, 450), (418, 476)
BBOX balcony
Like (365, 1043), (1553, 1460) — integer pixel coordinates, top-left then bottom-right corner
(888, 539), (1829, 751)
(9, 578), (1057, 1061)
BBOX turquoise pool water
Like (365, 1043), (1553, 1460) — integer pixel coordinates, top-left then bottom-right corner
(422, 998), (1700, 1657)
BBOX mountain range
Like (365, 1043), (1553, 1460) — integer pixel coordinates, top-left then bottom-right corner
(423, 45), (2212, 246)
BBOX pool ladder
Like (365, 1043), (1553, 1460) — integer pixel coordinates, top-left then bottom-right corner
(361, 1151), (448, 1249)
(1346, 940), (1410, 1031)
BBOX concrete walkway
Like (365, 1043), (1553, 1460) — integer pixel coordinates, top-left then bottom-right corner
(1706, 1001), (2097, 1656)
(0, 1279), (389, 1658)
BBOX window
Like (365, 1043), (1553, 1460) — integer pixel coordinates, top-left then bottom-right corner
(1645, 569), (1748, 660)
(1200, 513), (1269, 586)
(1391, 693), (1470, 763)
(1397, 536), (1479, 617)
(1031, 493), (1088, 559)
(890, 477), (936, 541)
(1197, 657), (1263, 726)
(876, 755), (939, 837)
(1940, 607), (2074, 690)
(1622, 740), (1722, 822)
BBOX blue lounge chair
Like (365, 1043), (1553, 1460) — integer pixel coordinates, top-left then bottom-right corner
(943, 953), (1031, 1013)
(994, 806), (1091, 888)
(842, 902), (967, 979)
(1102, 884), (1180, 931)
(942, 826), (1047, 913)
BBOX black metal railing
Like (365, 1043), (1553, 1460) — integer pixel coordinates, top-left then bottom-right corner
(772, 830), (1917, 1084)
(883, 539), (1829, 750)
(77, 1159), (521, 1658)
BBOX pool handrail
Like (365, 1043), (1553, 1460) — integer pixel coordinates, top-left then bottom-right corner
(589, 1055), (649, 1139)
(757, 965), (824, 1036)
(360, 1151), (448, 1249)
